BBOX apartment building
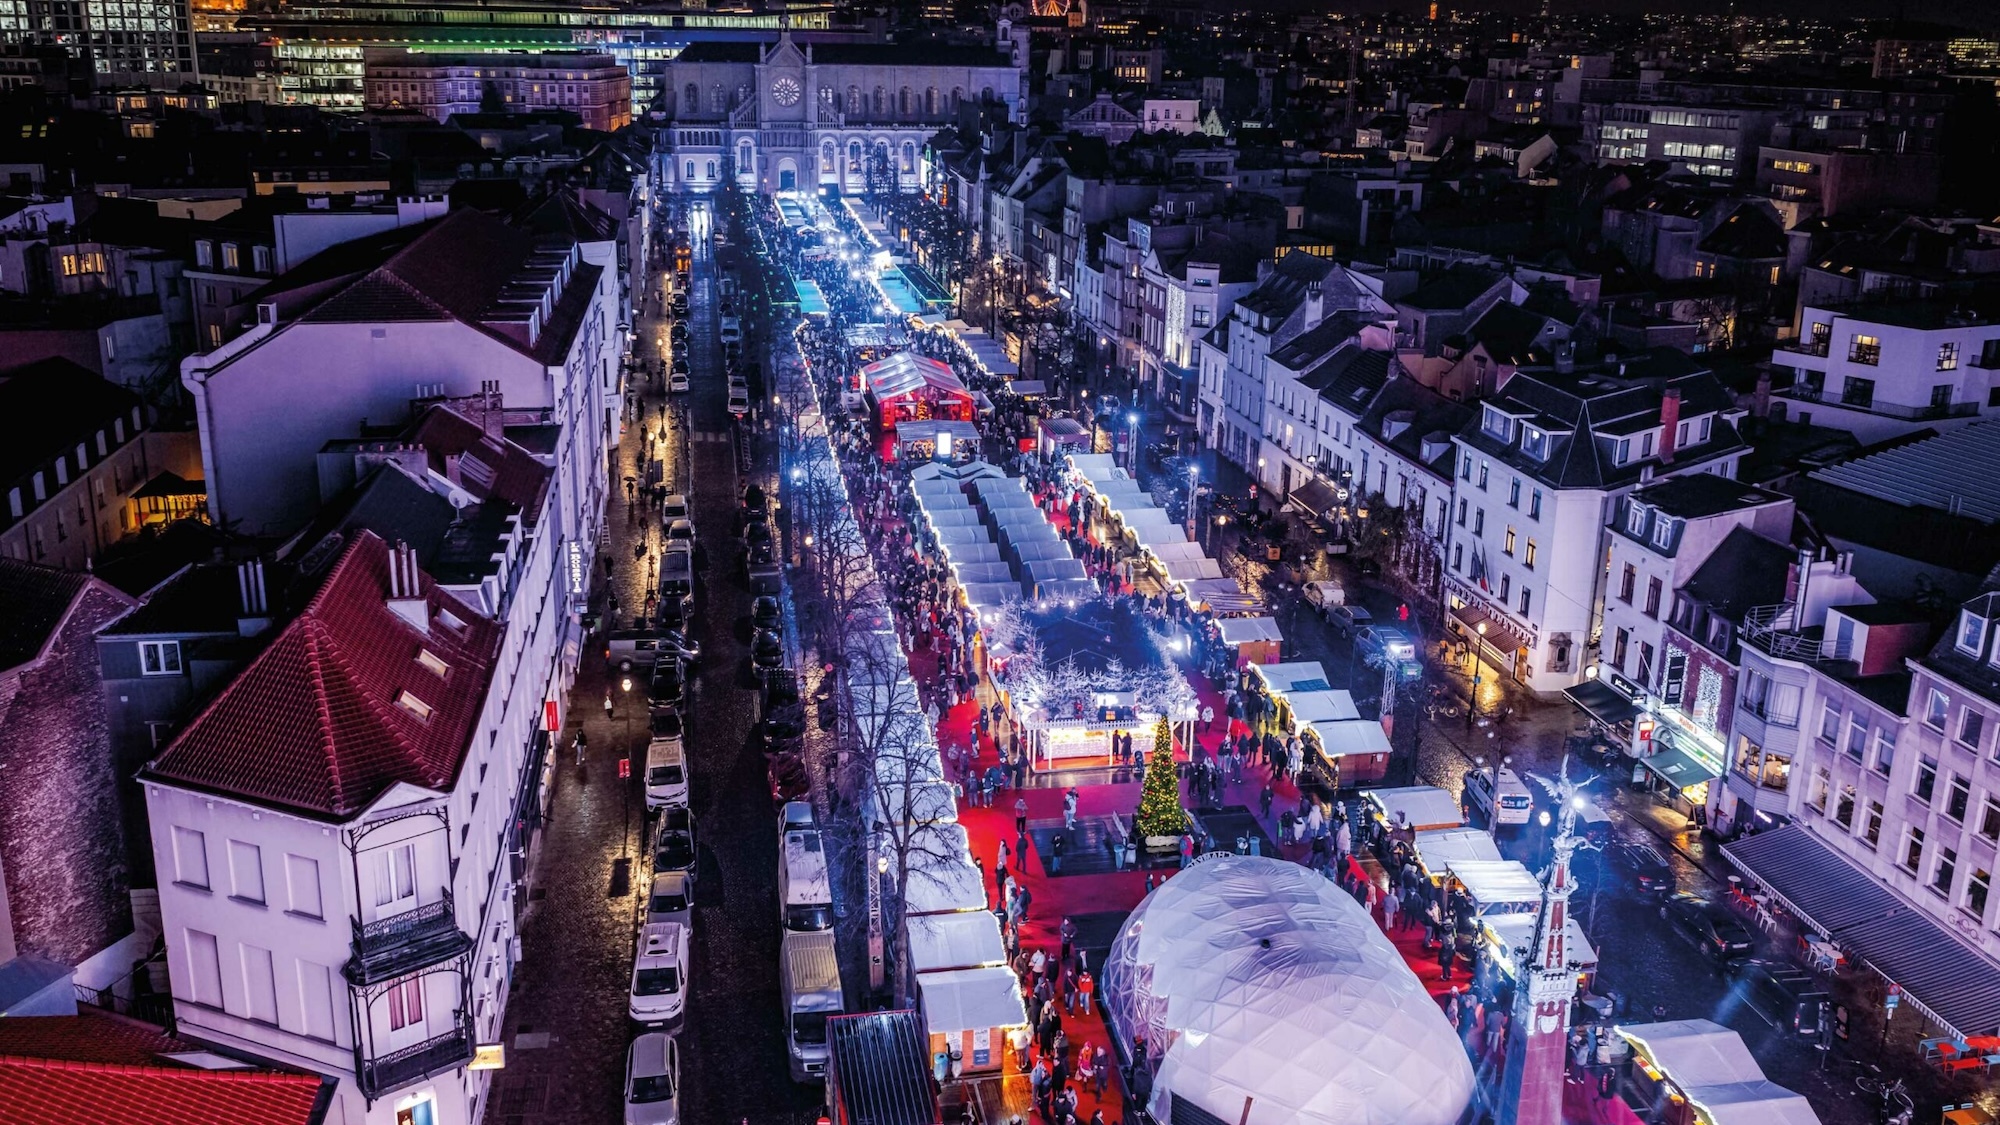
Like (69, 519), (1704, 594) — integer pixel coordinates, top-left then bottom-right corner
(1444, 350), (1747, 693)
(364, 51), (633, 132)
(1771, 294), (2000, 444)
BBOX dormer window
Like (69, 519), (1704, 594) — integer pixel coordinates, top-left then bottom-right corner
(1651, 516), (1676, 551)
(1481, 405), (1513, 441)
(1626, 503), (1648, 538)
(1521, 427), (1548, 461)
(1959, 610), (1988, 658)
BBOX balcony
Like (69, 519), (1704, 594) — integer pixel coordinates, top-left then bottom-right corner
(1741, 603), (1836, 663)
(346, 895), (474, 987)
(1772, 387), (1979, 421)
(357, 1019), (475, 1099)
(1778, 339), (1830, 359)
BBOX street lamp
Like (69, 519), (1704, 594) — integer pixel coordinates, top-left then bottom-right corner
(1186, 463), (1199, 541)
(1126, 411), (1140, 471)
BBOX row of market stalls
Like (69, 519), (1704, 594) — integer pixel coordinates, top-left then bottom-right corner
(1247, 661), (1393, 785)
(1063, 452), (1266, 617)
(912, 465), (1098, 611)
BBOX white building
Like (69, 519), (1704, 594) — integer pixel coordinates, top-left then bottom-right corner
(180, 207), (618, 542)
(1444, 350), (1747, 693)
(141, 532), (522, 1125)
(1770, 297), (2000, 444)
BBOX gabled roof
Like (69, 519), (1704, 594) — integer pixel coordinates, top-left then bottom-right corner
(1698, 204), (1786, 260)
(515, 189), (615, 243)
(0, 358), (142, 494)
(1681, 526), (1794, 622)
(410, 404), (553, 521)
(143, 531), (501, 820)
(1304, 345), (1393, 415)
(0, 559), (90, 673)
(1270, 314), (1368, 373)
(1236, 250), (1337, 321)
(1465, 301), (1551, 366)
(0, 1009), (329, 1125)
(1400, 266), (1504, 311)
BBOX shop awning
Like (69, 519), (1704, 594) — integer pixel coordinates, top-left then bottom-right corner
(1363, 786), (1465, 832)
(1636, 743), (1720, 790)
(1289, 477), (1340, 519)
(1447, 859), (1543, 910)
(1725, 824), (2000, 1037)
(908, 912), (1007, 973)
(1216, 617), (1283, 647)
(1563, 679), (1641, 728)
(1449, 599), (1530, 655)
(917, 967), (1029, 1036)
(1186, 578), (1261, 613)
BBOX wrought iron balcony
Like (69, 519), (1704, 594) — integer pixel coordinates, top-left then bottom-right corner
(357, 1018), (475, 1099)
(346, 895), (474, 986)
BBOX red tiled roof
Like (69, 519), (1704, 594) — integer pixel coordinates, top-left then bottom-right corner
(144, 530), (501, 819)
(0, 1011), (327, 1125)
(409, 404), (553, 522)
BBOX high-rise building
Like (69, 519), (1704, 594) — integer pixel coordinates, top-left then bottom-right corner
(0, 0), (195, 86)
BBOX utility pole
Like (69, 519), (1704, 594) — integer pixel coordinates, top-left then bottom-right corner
(1495, 760), (1592, 1125)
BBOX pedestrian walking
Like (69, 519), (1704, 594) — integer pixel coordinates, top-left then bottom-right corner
(1050, 832), (1065, 874)
(1076, 969), (1094, 1016)
(1015, 796), (1029, 835)
(1063, 787), (1079, 831)
(1381, 886), (1398, 931)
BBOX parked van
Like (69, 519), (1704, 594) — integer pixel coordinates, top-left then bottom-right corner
(645, 714), (689, 809)
(779, 829), (833, 932)
(1727, 959), (1828, 1035)
(719, 317), (742, 343)
(660, 545), (694, 601)
(780, 929), (842, 1082)
(1304, 581), (1346, 617)
(606, 630), (667, 673)
(1463, 766), (1535, 827)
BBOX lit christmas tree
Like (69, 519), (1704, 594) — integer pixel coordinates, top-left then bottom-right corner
(1134, 718), (1188, 840)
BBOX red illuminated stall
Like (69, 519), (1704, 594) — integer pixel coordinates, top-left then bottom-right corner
(862, 353), (975, 429)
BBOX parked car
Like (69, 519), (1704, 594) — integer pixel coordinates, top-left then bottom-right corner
(653, 807), (698, 878)
(1352, 556), (1382, 578)
(1603, 839), (1675, 896)
(668, 372), (690, 395)
(1724, 959), (1829, 1035)
(746, 537), (778, 571)
(666, 518), (696, 549)
(751, 629), (786, 680)
(751, 595), (782, 633)
(1661, 893), (1757, 965)
(606, 630), (668, 673)
(1356, 625), (1419, 667)
(728, 389), (750, 417)
(768, 751), (811, 805)
(656, 628), (700, 666)
(624, 1032), (681, 1125)
(662, 494), (690, 524)
(649, 657), (685, 709)
(644, 710), (687, 809)
(629, 923), (688, 1026)
(1304, 581), (1346, 618)
(1461, 765), (1534, 827)
(779, 799), (817, 839)
(1329, 603), (1374, 635)
(645, 871), (692, 930)
(670, 355), (689, 374)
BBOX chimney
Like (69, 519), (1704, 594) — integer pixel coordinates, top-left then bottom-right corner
(236, 559), (271, 637)
(1657, 386), (1681, 464)
(386, 541), (429, 634)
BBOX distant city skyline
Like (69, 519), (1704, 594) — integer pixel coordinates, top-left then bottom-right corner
(1338, 0), (1997, 31)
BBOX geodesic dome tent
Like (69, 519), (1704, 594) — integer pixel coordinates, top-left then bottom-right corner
(1102, 855), (1474, 1125)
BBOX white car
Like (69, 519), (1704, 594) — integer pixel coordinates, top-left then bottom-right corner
(629, 922), (689, 1026)
(661, 494), (689, 524)
(728, 389), (750, 417)
(719, 316), (742, 343)
(668, 372), (689, 394)
(666, 518), (695, 549)
(644, 712), (688, 809)
(645, 870), (692, 930)
(624, 1032), (681, 1125)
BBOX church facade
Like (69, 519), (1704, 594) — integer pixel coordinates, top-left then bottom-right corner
(660, 30), (1024, 194)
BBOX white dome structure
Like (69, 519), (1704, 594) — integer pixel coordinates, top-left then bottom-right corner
(1102, 855), (1475, 1125)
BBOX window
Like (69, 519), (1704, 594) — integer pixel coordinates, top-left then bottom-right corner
(387, 977), (424, 1031)
(172, 826), (209, 889)
(1478, 462), (1489, 489)
(139, 640), (182, 676)
(1627, 504), (1647, 537)
(1948, 774), (1972, 822)
(1845, 715), (1867, 761)
(1472, 509), (1484, 535)
(1933, 845), (1958, 897)
(194, 240), (213, 268)
(1903, 826), (1926, 873)
(1808, 766), (1830, 812)
(1529, 489), (1542, 519)
(1863, 801), (1884, 847)
(1983, 799), (2000, 844)
(221, 243), (239, 271)
(1842, 375), (1876, 408)
(228, 840), (264, 904)
(1613, 628), (1629, 670)
(1638, 642), (1654, 687)
(1456, 499), (1467, 526)
(184, 930), (222, 1007)
(1651, 517), (1675, 550)
(1969, 868), (1991, 920)
(1498, 575), (1511, 602)
(1502, 527), (1516, 556)
(1508, 479), (1521, 507)
(1644, 578), (1662, 618)
(396, 690), (433, 720)
(1616, 438), (1631, 464)
(1960, 611), (1989, 656)
(1926, 688), (1950, 730)
(285, 854), (323, 919)
(1818, 702), (1841, 744)
(1521, 429), (1548, 460)
(1520, 588), (1531, 614)
(1453, 544), (1464, 572)
(1965, 709), (1988, 752)
(1619, 565), (1636, 603)
(1939, 341), (1959, 371)
(371, 844), (416, 910)
(1524, 540), (1537, 569)
(1915, 757), (1939, 803)
(252, 245), (271, 274)
(1849, 334), (1881, 364)
(1834, 783), (1856, 828)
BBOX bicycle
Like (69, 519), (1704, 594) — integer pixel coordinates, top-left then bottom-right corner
(1855, 1067), (1914, 1125)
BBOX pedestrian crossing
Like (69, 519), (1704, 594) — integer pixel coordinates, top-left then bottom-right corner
(687, 430), (733, 445)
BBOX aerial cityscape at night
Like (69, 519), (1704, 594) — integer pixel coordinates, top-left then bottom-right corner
(0, 1), (1999, 1124)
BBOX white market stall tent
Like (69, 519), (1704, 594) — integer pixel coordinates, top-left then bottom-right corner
(924, 509), (985, 529)
(1252, 662), (1335, 694)
(1482, 912), (1598, 974)
(909, 911), (1009, 973)
(1186, 577), (1260, 613)
(933, 526), (995, 548)
(1309, 718), (1393, 761)
(950, 562), (1016, 585)
(1161, 555), (1226, 584)
(1412, 828), (1504, 880)
(1216, 617), (1284, 649)
(918, 967), (1029, 1075)
(1362, 786), (1466, 832)
(1615, 1020), (1823, 1125)
(1445, 860), (1544, 913)
(941, 542), (1004, 566)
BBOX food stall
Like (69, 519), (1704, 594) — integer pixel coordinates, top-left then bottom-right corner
(1614, 1019), (1823, 1125)
(909, 911), (1008, 973)
(1444, 859), (1543, 915)
(894, 419), (982, 462)
(1303, 715), (1393, 785)
(862, 353), (975, 428)
(1038, 416), (1091, 460)
(917, 966), (1029, 1077)
(1362, 786), (1467, 833)
(1023, 558), (1092, 601)
(1411, 827), (1505, 882)
(1482, 912), (1599, 990)
(1186, 577), (1261, 614)
(1215, 616), (1283, 668)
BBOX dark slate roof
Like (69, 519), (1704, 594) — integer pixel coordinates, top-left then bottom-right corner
(0, 359), (141, 491)
(1465, 301), (1550, 366)
(1270, 313), (1368, 372)
(1681, 526), (1795, 619)
(1303, 345), (1393, 414)
(0, 559), (88, 672)
(102, 563), (252, 637)
(515, 189), (616, 242)
(1630, 474), (1787, 519)
(143, 531), (502, 819)
(1360, 378), (1476, 480)
(1236, 250), (1337, 321)
(1400, 266), (1504, 311)
(1699, 204), (1787, 260)
(670, 42), (763, 63)
(1458, 348), (1742, 490)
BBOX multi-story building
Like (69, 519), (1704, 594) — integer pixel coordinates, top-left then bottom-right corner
(1771, 293), (2000, 443)
(1444, 350), (1748, 693)
(364, 50), (632, 132)
(179, 207), (618, 541)
(0, 0), (194, 86)
(0, 358), (204, 569)
(1587, 101), (1783, 180)
(660, 31), (1022, 195)
(140, 531), (512, 1125)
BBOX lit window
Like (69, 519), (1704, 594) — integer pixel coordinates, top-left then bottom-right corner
(416, 649), (450, 677)
(140, 640), (183, 676)
(396, 690), (434, 720)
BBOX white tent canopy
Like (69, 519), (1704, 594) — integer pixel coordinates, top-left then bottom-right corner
(1102, 856), (1473, 1125)
(1446, 860), (1543, 911)
(1130, 522), (1190, 549)
(1412, 828), (1503, 877)
(918, 967), (1029, 1036)
(1065, 453), (1120, 481)
(1252, 662), (1334, 694)
(962, 582), (1023, 612)
(1185, 578), (1260, 612)
(1615, 1021), (1823, 1125)
(1162, 556), (1226, 584)
(941, 542), (1003, 566)
(1216, 617), (1283, 647)
(924, 509), (984, 529)
(908, 912), (1008, 973)
(933, 526), (995, 548)
(1147, 542), (1210, 564)
(1482, 912), (1598, 971)
(1362, 786), (1465, 832)
(951, 563), (1016, 584)
(1309, 719), (1392, 760)
(901, 856), (987, 917)
(1287, 690), (1359, 724)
